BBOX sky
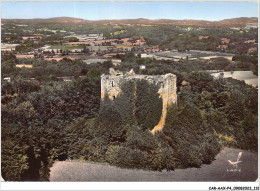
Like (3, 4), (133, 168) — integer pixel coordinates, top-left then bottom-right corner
(1, 1), (259, 21)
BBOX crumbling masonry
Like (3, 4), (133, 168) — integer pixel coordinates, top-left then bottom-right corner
(101, 68), (177, 134)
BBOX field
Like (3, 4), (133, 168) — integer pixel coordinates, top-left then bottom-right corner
(37, 28), (66, 33)
(110, 30), (127, 36)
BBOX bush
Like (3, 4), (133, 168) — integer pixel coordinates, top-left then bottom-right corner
(125, 130), (157, 152)
(147, 146), (176, 171)
(106, 146), (148, 169)
(163, 102), (221, 168)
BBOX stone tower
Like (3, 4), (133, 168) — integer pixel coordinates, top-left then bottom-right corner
(101, 68), (177, 134)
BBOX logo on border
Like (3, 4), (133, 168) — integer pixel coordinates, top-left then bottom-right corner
(227, 152), (242, 172)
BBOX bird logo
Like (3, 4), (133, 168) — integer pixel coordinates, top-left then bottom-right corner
(227, 152), (242, 169)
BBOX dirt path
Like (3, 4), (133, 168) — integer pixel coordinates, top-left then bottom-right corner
(49, 147), (258, 182)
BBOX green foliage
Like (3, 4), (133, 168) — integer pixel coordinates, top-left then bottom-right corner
(1, 123), (62, 181)
(1, 55), (18, 77)
(64, 37), (79, 42)
(99, 80), (135, 125)
(231, 54), (258, 75)
(1, 77), (101, 181)
(1, 138), (29, 181)
(136, 80), (162, 130)
(122, 52), (137, 62)
(164, 104), (221, 168)
(232, 54), (257, 62)
(163, 34), (220, 51)
(100, 79), (162, 130)
(181, 72), (258, 151)
(106, 146), (148, 169)
(2, 78), (40, 97)
(15, 39), (44, 53)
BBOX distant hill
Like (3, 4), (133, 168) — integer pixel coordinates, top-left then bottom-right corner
(2, 17), (258, 27)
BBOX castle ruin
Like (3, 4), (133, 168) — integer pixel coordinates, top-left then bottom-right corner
(101, 68), (177, 134)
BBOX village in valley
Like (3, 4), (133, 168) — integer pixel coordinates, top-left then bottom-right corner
(1, 3), (258, 183)
(2, 17), (258, 84)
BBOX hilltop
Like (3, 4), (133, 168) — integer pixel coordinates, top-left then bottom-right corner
(2, 17), (258, 27)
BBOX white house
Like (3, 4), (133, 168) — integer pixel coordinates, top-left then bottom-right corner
(140, 65), (146, 70)
(3, 77), (11, 83)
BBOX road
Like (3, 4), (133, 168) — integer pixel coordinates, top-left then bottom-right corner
(49, 147), (258, 181)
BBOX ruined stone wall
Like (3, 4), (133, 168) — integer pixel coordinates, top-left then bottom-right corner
(101, 68), (177, 134)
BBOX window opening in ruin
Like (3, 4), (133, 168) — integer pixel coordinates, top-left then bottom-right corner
(111, 81), (114, 87)
(113, 96), (116, 100)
